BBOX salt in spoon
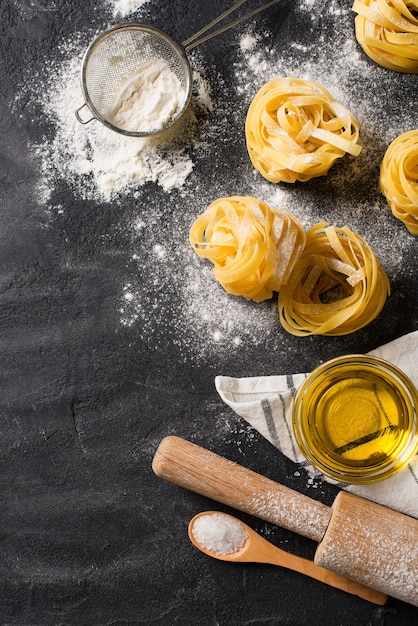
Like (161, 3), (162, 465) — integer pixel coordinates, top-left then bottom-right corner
(188, 511), (387, 605)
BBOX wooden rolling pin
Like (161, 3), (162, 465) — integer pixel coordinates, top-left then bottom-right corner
(152, 436), (418, 607)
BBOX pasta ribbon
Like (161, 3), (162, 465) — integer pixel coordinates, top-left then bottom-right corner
(189, 196), (306, 302)
(278, 223), (390, 336)
(380, 129), (418, 234)
(352, 0), (418, 72)
(245, 78), (361, 184)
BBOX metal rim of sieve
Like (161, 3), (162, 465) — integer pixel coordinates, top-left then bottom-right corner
(76, 23), (193, 138)
(76, 2), (284, 136)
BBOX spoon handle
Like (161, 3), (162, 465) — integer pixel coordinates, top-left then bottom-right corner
(254, 540), (388, 605)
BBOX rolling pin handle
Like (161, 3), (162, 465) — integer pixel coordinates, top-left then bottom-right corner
(152, 436), (331, 543)
(153, 436), (418, 607)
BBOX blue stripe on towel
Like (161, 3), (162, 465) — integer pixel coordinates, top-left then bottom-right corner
(284, 375), (302, 462)
(408, 462), (418, 485)
(261, 398), (281, 451)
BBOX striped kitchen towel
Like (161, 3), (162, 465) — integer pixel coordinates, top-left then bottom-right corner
(215, 330), (418, 519)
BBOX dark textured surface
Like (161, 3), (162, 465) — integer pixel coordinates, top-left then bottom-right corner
(1, 0), (418, 624)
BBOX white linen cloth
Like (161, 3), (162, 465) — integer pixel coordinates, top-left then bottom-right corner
(216, 331), (418, 518)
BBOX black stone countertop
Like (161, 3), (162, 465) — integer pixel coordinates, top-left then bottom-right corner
(1, 0), (418, 624)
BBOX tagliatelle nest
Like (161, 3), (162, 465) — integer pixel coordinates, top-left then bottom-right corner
(189, 196), (306, 302)
(245, 77), (362, 184)
(352, 0), (418, 73)
(380, 129), (418, 234)
(278, 222), (390, 336)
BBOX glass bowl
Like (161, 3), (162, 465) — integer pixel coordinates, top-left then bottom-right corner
(292, 354), (418, 484)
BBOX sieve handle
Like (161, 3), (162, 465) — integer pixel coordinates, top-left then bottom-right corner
(75, 103), (96, 125)
(183, 0), (284, 52)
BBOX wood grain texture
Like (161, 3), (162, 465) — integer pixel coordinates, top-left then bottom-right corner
(315, 491), (418, 607)
(189, 511), (388, 605)
(155, 437), (418, 607)
(153, 435), (332, 542)
(2, 0), (418, 624)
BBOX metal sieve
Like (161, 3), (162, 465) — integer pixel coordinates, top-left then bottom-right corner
(75, 0), (283, 137)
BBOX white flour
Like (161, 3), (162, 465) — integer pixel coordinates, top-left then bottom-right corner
(28, 51), (212, 202)
(118, 7), (416, 358)
(109, 59), (184, 133)
(17, 0), (418, 363)
(111, 0), (150, 17)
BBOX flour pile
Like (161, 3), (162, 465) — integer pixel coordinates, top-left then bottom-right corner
(118, 2), (417, 358)
(109, 60), (185, 134)
(31, 52), (212, 203)
(16, 0), (418, 362)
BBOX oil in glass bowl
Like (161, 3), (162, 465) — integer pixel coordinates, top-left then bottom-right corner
(292, 355), (418, 484)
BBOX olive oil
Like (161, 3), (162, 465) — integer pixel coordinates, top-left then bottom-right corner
(293, 355), (418, 483)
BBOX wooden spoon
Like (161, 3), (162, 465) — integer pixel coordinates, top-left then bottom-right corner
(188, 511), (387, 605)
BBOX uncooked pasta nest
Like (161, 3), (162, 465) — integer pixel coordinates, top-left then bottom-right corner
(380, 130), (418, 234)
(352, 0), (418, 72)
(245, 77), (362, 184)
(278, 223), (390, 336)
(189, 196), (306, 302)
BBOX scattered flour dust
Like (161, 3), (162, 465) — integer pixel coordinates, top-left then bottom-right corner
(109, 59), (184, 133)
(30, 52), (212, 203)
(111, 0), (150, 17)
(118, 206), (282, 358)
(18, 0), (417, 362)
(117, 4), (416, 358)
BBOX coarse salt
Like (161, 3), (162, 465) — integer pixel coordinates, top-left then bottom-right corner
(191, 513), (248, 555)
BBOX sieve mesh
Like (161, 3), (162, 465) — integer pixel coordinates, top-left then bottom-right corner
(81, 25), (192, 136)
(77, 2), (284, 136)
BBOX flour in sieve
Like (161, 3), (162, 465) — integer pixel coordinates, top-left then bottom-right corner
(109, 59), (184, 133)
(119, 6), (417, 361)
(16, 0), (418, 364)
(27, 51), (212, 203)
